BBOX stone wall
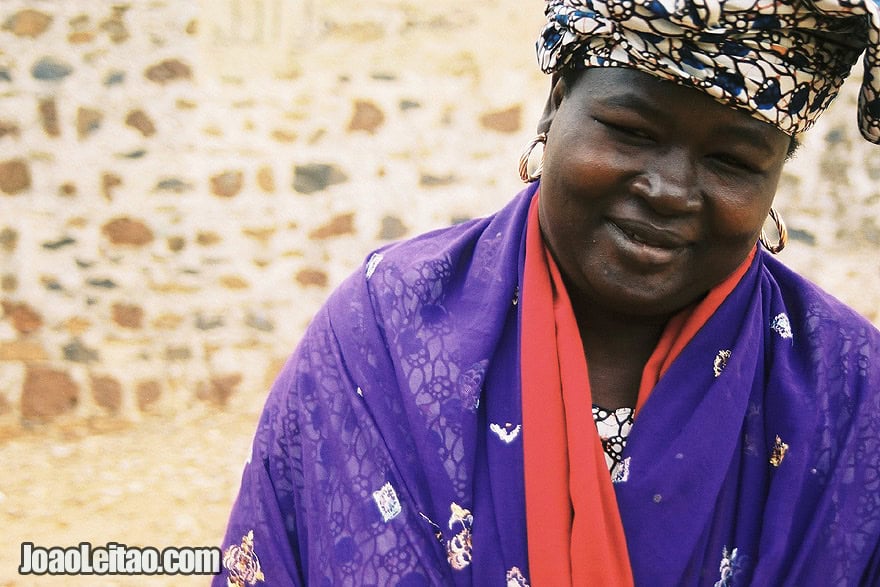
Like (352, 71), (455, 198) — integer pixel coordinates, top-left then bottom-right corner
(1, 0), (878, 431)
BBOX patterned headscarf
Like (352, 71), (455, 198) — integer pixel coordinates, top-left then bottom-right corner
(538, 0), (880, 143)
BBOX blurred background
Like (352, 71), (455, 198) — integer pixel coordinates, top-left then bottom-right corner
(0, 1), (877, 584)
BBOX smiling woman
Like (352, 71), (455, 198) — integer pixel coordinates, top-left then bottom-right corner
(216, 0), (880, 585)
(535, 68), (792, 410)
(539, 68), (789, 319)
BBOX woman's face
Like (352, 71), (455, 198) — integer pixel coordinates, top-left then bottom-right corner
(538, 67), (790, 319)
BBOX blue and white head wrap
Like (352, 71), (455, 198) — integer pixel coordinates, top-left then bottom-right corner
(538, 0), (880, 143)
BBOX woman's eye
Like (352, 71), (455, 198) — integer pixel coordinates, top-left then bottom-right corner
(711, 153), (759, 173)
(597, 119), (652, 141)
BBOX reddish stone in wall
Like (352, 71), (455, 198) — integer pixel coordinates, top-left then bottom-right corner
(22, 367), (79, 422)
(256, 166), (275, 193)
(102, 172), (122, 200)
(167, 236), (185, 252)
(296, 268), (329, 288)
(197, 374), (242, 406)
(59, 182), (77, 197)
(38, 98), (60, 137)
(479, 104), (522, 133)
(3, 9), (53, 38)
(1, 274), (16, 292)
(271, 130), (296, 143)
(125, 109), (156, 137)
(99, 6), (129, 44)
(1, 300), (43, 334)
(144, 59), (192, 84)
(0, 227), (18, 252)
(112, 303), (143, 329)
(0, 159), (31, 195)
(308, 212), (355, 239)
(153, 313), (184, 330)
(220, 275), (249, 290)
(348, 100), (385, 134)
(165, 346), (192, 361)
(242, 227), (275, 244)
(76, 107), (103, 139)
(91, 375), (122, 413)
(210, 170), (243, 198)
(196, 231), (221, 246)
(0, 120), (20, 139)
(0, 340), (48, 361)
(102, 217), (154, 246)
(136, 380), (161, 411)
(68, 31), (94, 44)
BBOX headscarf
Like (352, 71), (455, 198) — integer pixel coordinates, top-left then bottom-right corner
(538, 0), (880, 143)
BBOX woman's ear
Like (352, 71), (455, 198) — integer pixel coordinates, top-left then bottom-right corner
(537, 72), (566, 134)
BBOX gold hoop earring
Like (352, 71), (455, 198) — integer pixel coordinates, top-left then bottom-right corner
(518, 133), (546, 183)
(760, 207), (787, 254)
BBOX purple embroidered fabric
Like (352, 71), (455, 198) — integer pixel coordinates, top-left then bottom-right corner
(216, 184), (880, 586)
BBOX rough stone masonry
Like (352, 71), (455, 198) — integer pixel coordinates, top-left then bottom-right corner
(0, 0), (878, 431)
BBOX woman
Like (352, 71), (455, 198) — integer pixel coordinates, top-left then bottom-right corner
(216, 0), (880, 585)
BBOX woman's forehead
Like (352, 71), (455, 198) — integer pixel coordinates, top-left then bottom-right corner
(556, 67), (791, 152)
(566, 67), (788, 139)
(538, 0), (880, 144)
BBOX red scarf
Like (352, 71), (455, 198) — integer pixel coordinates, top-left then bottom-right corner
(521, 195), (753, 585)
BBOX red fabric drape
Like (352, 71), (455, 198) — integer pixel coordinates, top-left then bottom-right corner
(521, 196), (635, 586)
(521, 195), (753, 585)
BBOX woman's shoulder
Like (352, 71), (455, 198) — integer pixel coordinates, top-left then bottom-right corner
(761, 252), (880, 380)
(365, 187), (534, 277)
(763, 252), (880, 337)
(326, 186), (535, 313)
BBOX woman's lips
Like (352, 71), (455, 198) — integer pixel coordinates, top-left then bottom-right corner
(607, 219), (690, 264)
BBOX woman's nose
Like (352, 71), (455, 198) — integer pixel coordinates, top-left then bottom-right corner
(629, 149), (701, 215)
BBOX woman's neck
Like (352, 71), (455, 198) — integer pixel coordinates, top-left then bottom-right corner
(572, 299), (670, 410)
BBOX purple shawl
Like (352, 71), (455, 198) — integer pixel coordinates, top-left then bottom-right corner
(216, 184), (880, 586)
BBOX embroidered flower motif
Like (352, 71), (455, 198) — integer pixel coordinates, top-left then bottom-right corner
(446, 503), (474, 571)
(372, 482), (402, 522)
(365, 253), (384, 280)
(489, 422), (522, 443)
(770, 313), (793, 339)
(612, 456), (631, 484)
(459, 360), (488, 410)
(222, 530), (265, 587)
(506, 566), (530, 587)
(715, 546), (743, 587)
(713, 349), (731, 378)
(770, 435), (789, 467)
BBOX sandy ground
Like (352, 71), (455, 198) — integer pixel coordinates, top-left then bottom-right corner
(0, 409), (255, 586)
